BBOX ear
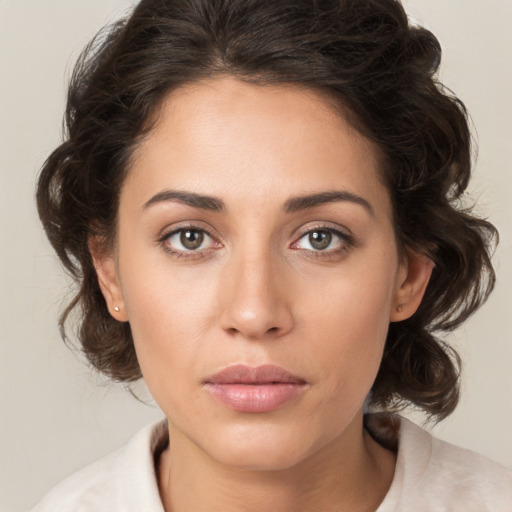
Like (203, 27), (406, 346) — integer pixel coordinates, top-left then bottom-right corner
(390, 248), (434, 322)
(88, 236), (128, 322)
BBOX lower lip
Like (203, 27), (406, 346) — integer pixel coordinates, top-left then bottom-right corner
(204, 383), (307, 413)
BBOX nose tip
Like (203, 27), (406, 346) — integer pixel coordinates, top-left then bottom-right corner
(223, 301), (286, 339)
(219, 257), (293, 340)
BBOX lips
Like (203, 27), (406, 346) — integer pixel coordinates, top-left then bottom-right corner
(203, 364), (307, 413)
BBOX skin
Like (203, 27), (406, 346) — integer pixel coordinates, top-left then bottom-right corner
(93, 76), (433, 512)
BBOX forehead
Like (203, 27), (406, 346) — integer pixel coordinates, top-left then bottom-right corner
(124, 76), (389, 214)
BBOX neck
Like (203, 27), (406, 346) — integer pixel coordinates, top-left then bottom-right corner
(157, 415), (396, 512)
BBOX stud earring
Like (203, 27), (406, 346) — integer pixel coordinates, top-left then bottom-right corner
(396, 304), (403, 313)
(114, 306), (120, 312)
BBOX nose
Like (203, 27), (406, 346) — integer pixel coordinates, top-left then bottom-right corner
(219, 248), (294, 340)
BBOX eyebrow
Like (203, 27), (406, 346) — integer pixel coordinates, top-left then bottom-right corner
(142, 189), (373, 216)
(283, 191), (374, 216)
(143, 190), (225, 212)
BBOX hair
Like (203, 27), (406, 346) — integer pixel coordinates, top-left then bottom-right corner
(37, 0), (497, 421)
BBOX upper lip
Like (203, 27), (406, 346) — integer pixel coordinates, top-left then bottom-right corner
(204, 364), (306, 385)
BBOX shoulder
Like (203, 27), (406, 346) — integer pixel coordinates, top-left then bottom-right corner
(29, 447), (120, 512)
(30, 420), (168, 512)
(417, 424), (512, 509)
(387, 415), (512, 511)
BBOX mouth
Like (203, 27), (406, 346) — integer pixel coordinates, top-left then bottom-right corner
(203, 364), (308, 413)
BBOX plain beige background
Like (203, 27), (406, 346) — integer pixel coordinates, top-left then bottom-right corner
(1, 1), (511, 510)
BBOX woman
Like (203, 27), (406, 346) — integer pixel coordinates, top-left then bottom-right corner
(31, 0), (511, 510)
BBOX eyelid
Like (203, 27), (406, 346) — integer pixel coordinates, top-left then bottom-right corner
(157, 220), (220, 242)
(155, 221), (356, 259)
(290, 223), (357, 254)
(157, 222), (223, 256)
(292, 222), (354, 243)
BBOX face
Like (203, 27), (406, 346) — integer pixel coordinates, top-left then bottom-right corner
(95, 76), (431, 471)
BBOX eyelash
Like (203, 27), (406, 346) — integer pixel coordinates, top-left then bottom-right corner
(290, 226), (355, 259)
(157, 224), (355, 260)
(157, 225), (219, 259)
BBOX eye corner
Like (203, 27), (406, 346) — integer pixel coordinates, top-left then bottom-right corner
(289, 224), (357, 258)
(157, 224), (222, 259)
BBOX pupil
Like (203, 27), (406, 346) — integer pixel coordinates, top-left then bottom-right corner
(180, 230), (204, 250)
(309, 231), (331, 250)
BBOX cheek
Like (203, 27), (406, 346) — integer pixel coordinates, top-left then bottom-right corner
(117, 250), (221, 393)
(296, 256), (397, 391)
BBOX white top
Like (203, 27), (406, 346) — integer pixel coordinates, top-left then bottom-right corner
(31, 416), (512, 512)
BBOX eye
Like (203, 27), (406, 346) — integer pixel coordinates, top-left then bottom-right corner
(304, 230), (334, 251)
(292, 227), (353, 253)
(161, 228), (216, 253)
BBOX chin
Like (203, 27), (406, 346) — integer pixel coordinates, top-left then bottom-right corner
(212, 443), (307, 472)
(197, 421), (326, 472)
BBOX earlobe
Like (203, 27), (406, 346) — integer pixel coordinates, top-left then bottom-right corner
(390, 249), (434, 322)
(88, 236), (128, 322)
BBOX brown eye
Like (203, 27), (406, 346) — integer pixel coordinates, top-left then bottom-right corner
(308, 230), (332, 250)
(161, 228), (215, 254)
(180, 229), (205, 250)
(292, 227), (353, 254)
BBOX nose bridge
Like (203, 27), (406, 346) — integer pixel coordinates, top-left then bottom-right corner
(220, 238), (292, 339)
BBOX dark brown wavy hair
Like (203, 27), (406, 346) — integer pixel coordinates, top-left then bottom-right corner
(37, 0), (497, 421)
